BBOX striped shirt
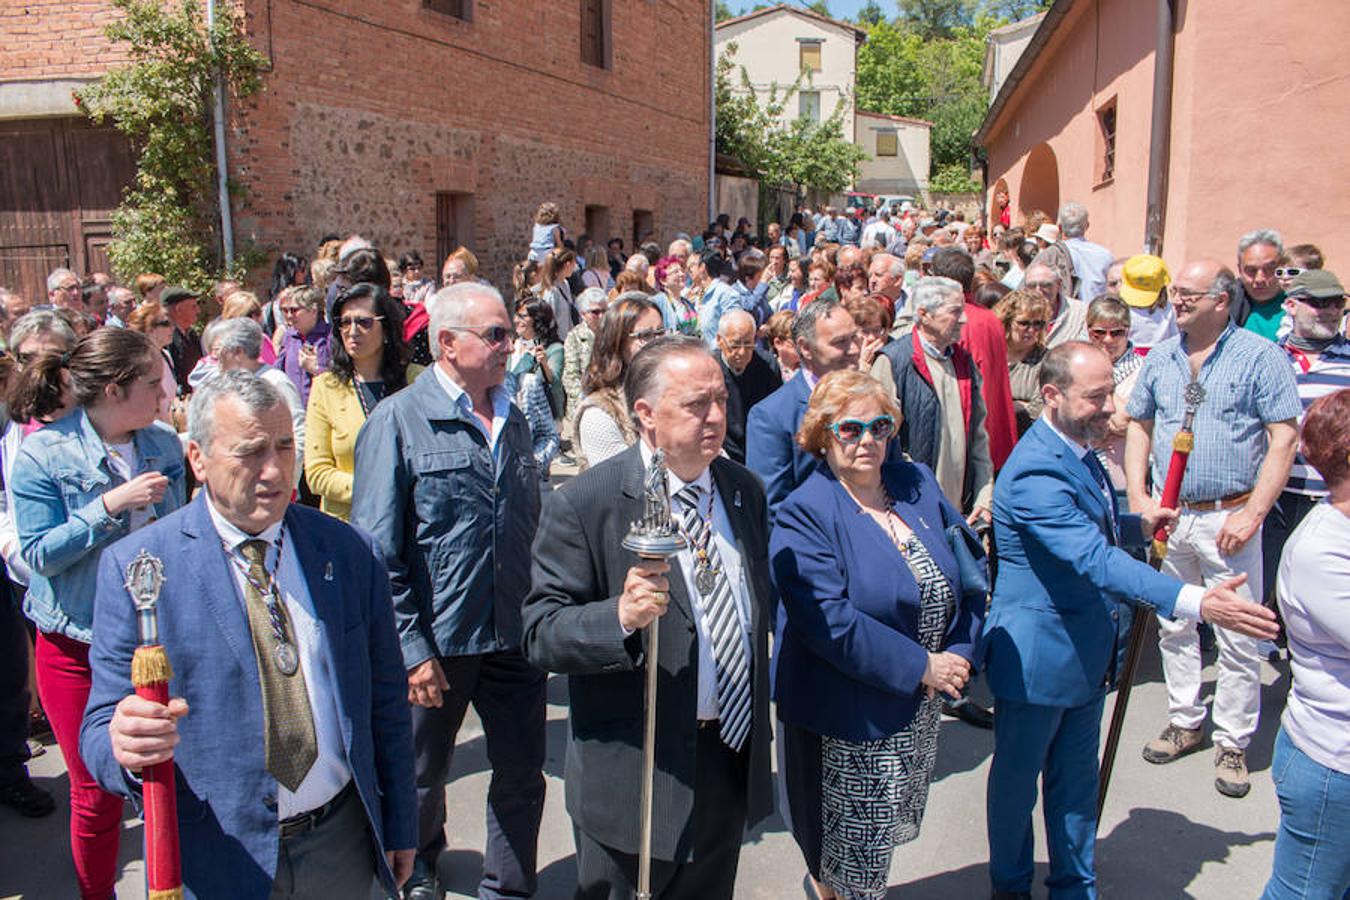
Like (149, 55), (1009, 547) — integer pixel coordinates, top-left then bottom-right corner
(1280, 338), (1350, 496)
(1127, 323), (1301, 501)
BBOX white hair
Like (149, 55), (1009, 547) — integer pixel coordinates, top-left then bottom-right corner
(337, 235), (373, 263)
(1237, 228), (1283, 258)
(625, 254), (650, 276)
(426, 282), (508, 360)
(203, 316), (264, 360)
(577, 286), (608, 312)
(188, 370), (284, 454)
(46, 268), (77, 293)
(717, 309), (755, 337)
(1058, 201), (1089, 239)
(912, 276), (964, 315)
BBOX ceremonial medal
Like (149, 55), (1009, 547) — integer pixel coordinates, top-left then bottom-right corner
(273, 641), (300, 676)
(695, 564), (718, 596)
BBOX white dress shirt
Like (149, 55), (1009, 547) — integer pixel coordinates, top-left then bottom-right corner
(1040, 414), (1202, 621)
(433, 363), (512, 467)
(206, 495), (350, 818)
(638, 442), (754, 721)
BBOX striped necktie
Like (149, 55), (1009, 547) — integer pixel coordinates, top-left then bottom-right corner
(675, 484), (751, 752)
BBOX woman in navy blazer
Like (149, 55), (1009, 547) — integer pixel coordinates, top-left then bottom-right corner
(770, 369), (985, 900)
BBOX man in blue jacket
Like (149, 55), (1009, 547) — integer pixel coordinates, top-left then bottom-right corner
(982, 342), (1278, 900)
(352, 282), (545, 900)
(746, 297), (862, 522)
(81, 371), (416, 899)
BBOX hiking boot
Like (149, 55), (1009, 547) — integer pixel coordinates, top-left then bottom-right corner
(1214, 747), (1251, 798)
(1142, 724), (1203, 764)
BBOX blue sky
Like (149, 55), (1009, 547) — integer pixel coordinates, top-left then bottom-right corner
(727, 0), (874, 22)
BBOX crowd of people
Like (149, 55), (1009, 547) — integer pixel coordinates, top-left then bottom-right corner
(0, 197), (1344, 900)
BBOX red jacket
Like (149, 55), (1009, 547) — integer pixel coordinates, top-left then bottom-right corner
(958, 301), (1018, 469)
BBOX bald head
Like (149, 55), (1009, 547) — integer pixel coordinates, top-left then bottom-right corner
(837, 246), (863, 270)
(716, 309), (757, 374)
(1171, 259), (1237, 335)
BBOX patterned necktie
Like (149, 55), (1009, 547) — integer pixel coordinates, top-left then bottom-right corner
(240, 540), (317, 792)
(675, 484), (752, 752)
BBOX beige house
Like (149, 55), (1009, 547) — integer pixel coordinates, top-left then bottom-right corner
(716, 4), (930, 197)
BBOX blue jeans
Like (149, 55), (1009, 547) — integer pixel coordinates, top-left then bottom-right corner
(1261, 727), (1350, 899)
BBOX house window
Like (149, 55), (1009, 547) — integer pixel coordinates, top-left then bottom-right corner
(799, 91), (821, 124)
(799, 40), (822, 73)
(1096, 99), (1117, 184)
(876, 130), (898, 157)
(423, 0), (468, 19)
(581, 0), (610, 69)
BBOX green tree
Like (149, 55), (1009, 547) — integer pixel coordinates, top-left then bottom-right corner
(895, 0), (976, 39)
(75, 0), (266, 289)
(855, 0), (887, 25)
(716, 1), (735, 22)
(801, 0), (834, 18)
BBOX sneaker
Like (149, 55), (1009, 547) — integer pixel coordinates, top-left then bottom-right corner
(0, 776), (56, 818)
(1142, 724), (1203, 764)
(1214, 747), (1251, 798)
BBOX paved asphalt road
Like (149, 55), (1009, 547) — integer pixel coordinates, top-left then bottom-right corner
(1, 635), (1287, 899)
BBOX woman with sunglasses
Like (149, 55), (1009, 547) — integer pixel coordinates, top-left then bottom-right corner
(771, 369), (985, 900)
(126, 301), (181, 427)
(305, 284), (419, 521)
(11, 328), (186, 899)
(573, 294), (663, 469)
(1085, 295), (1144, 491)
(995, 289), (1054, 436)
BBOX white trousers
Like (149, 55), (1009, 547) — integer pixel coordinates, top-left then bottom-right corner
(1155, 505), (1263, 750)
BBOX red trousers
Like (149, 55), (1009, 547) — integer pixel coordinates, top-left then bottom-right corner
(35, 630), (123, 900)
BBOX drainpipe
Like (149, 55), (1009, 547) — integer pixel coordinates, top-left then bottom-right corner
(1143, 0), (1175, 256)
(708, 1), (717, 224)
(207, 0), (235, 268)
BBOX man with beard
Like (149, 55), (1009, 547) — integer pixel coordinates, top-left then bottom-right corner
(982, 342), (1279, 900)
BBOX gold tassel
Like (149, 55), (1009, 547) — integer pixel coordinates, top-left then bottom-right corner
(148, 888), (184, 900)
(131, 645), (174, 688)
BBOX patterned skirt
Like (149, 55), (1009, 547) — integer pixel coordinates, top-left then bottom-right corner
(782, 537), (955, 900)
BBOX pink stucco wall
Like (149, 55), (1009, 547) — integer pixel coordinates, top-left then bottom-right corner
(983, 0), (1350, 275)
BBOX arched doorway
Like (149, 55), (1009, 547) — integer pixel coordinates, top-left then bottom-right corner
(1019, 143), (1060, 223)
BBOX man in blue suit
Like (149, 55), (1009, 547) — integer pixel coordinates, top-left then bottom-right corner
(982, 342), (1278, 900)
(80, 371), (417, 899)
(746, 297), (862, 521)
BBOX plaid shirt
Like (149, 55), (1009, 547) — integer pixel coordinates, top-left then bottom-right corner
(1127, 323), (1301, 501)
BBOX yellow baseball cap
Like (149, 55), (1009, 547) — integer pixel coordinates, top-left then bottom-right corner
(1120, 254), (1170, 308)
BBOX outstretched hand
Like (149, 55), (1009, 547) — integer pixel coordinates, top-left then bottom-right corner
(1199, 574), (1279, 640)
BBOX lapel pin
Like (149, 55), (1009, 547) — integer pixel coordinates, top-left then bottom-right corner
(734, 490), (742, 509)
(324, 561), (334, 582)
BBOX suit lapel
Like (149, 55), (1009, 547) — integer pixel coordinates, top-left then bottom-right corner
(286, 507), (354, 747)
(1031, 422), (1111, 528)
(619, 446), (695, 626)
(181, 495), (254, 676)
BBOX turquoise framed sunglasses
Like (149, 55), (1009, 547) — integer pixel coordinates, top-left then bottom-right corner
(828, 415), (896, 444)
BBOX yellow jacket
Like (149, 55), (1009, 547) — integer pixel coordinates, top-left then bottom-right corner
(304, 365), (422, 521)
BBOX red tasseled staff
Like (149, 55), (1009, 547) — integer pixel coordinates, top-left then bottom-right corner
(125, 551), (183, 900)
(1098, 382), (1206, 819)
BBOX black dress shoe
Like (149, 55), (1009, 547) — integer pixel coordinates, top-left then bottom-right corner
(0, 776), (56, 818)
(402, 856), (441, 900)
(943, 696), (995, 729)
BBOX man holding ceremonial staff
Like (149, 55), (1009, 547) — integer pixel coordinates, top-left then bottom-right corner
(80, 371), (416, 899)
(524, 335), (775, 899)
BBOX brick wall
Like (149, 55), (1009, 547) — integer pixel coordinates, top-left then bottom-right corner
(0, 1), (132, 81)
(232, 0), (712, 290)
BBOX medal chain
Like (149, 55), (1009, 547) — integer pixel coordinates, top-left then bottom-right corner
(674, 487), (722, 591)
(224, 534), (298, 672)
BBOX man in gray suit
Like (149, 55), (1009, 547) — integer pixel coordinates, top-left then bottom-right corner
(523, 336), (774, 899)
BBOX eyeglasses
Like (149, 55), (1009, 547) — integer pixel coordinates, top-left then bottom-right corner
(153, 319), (172, 328)
(1168, 286), (1219, 302)
(629, 327), (666, 343)
(1275, 267), (1304, 279)
(1088, 326), (1128, 339)
(828, 415), (896, 444)
(56, 283), (81, 293)
(1292, 294), (1346, 310)
(278, 305), (304, 316)
(1013, 318), (1047, 330)
(1025, 281), (1059, 292)
(448, 325), (512, 346)
(338, 314), (385, 332)
(720, 340), (756, 351)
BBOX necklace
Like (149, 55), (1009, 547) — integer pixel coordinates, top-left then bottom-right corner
(849, 482), (911, 557)
(222, 531), (301, 676)
(673, 489), (722, 595)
